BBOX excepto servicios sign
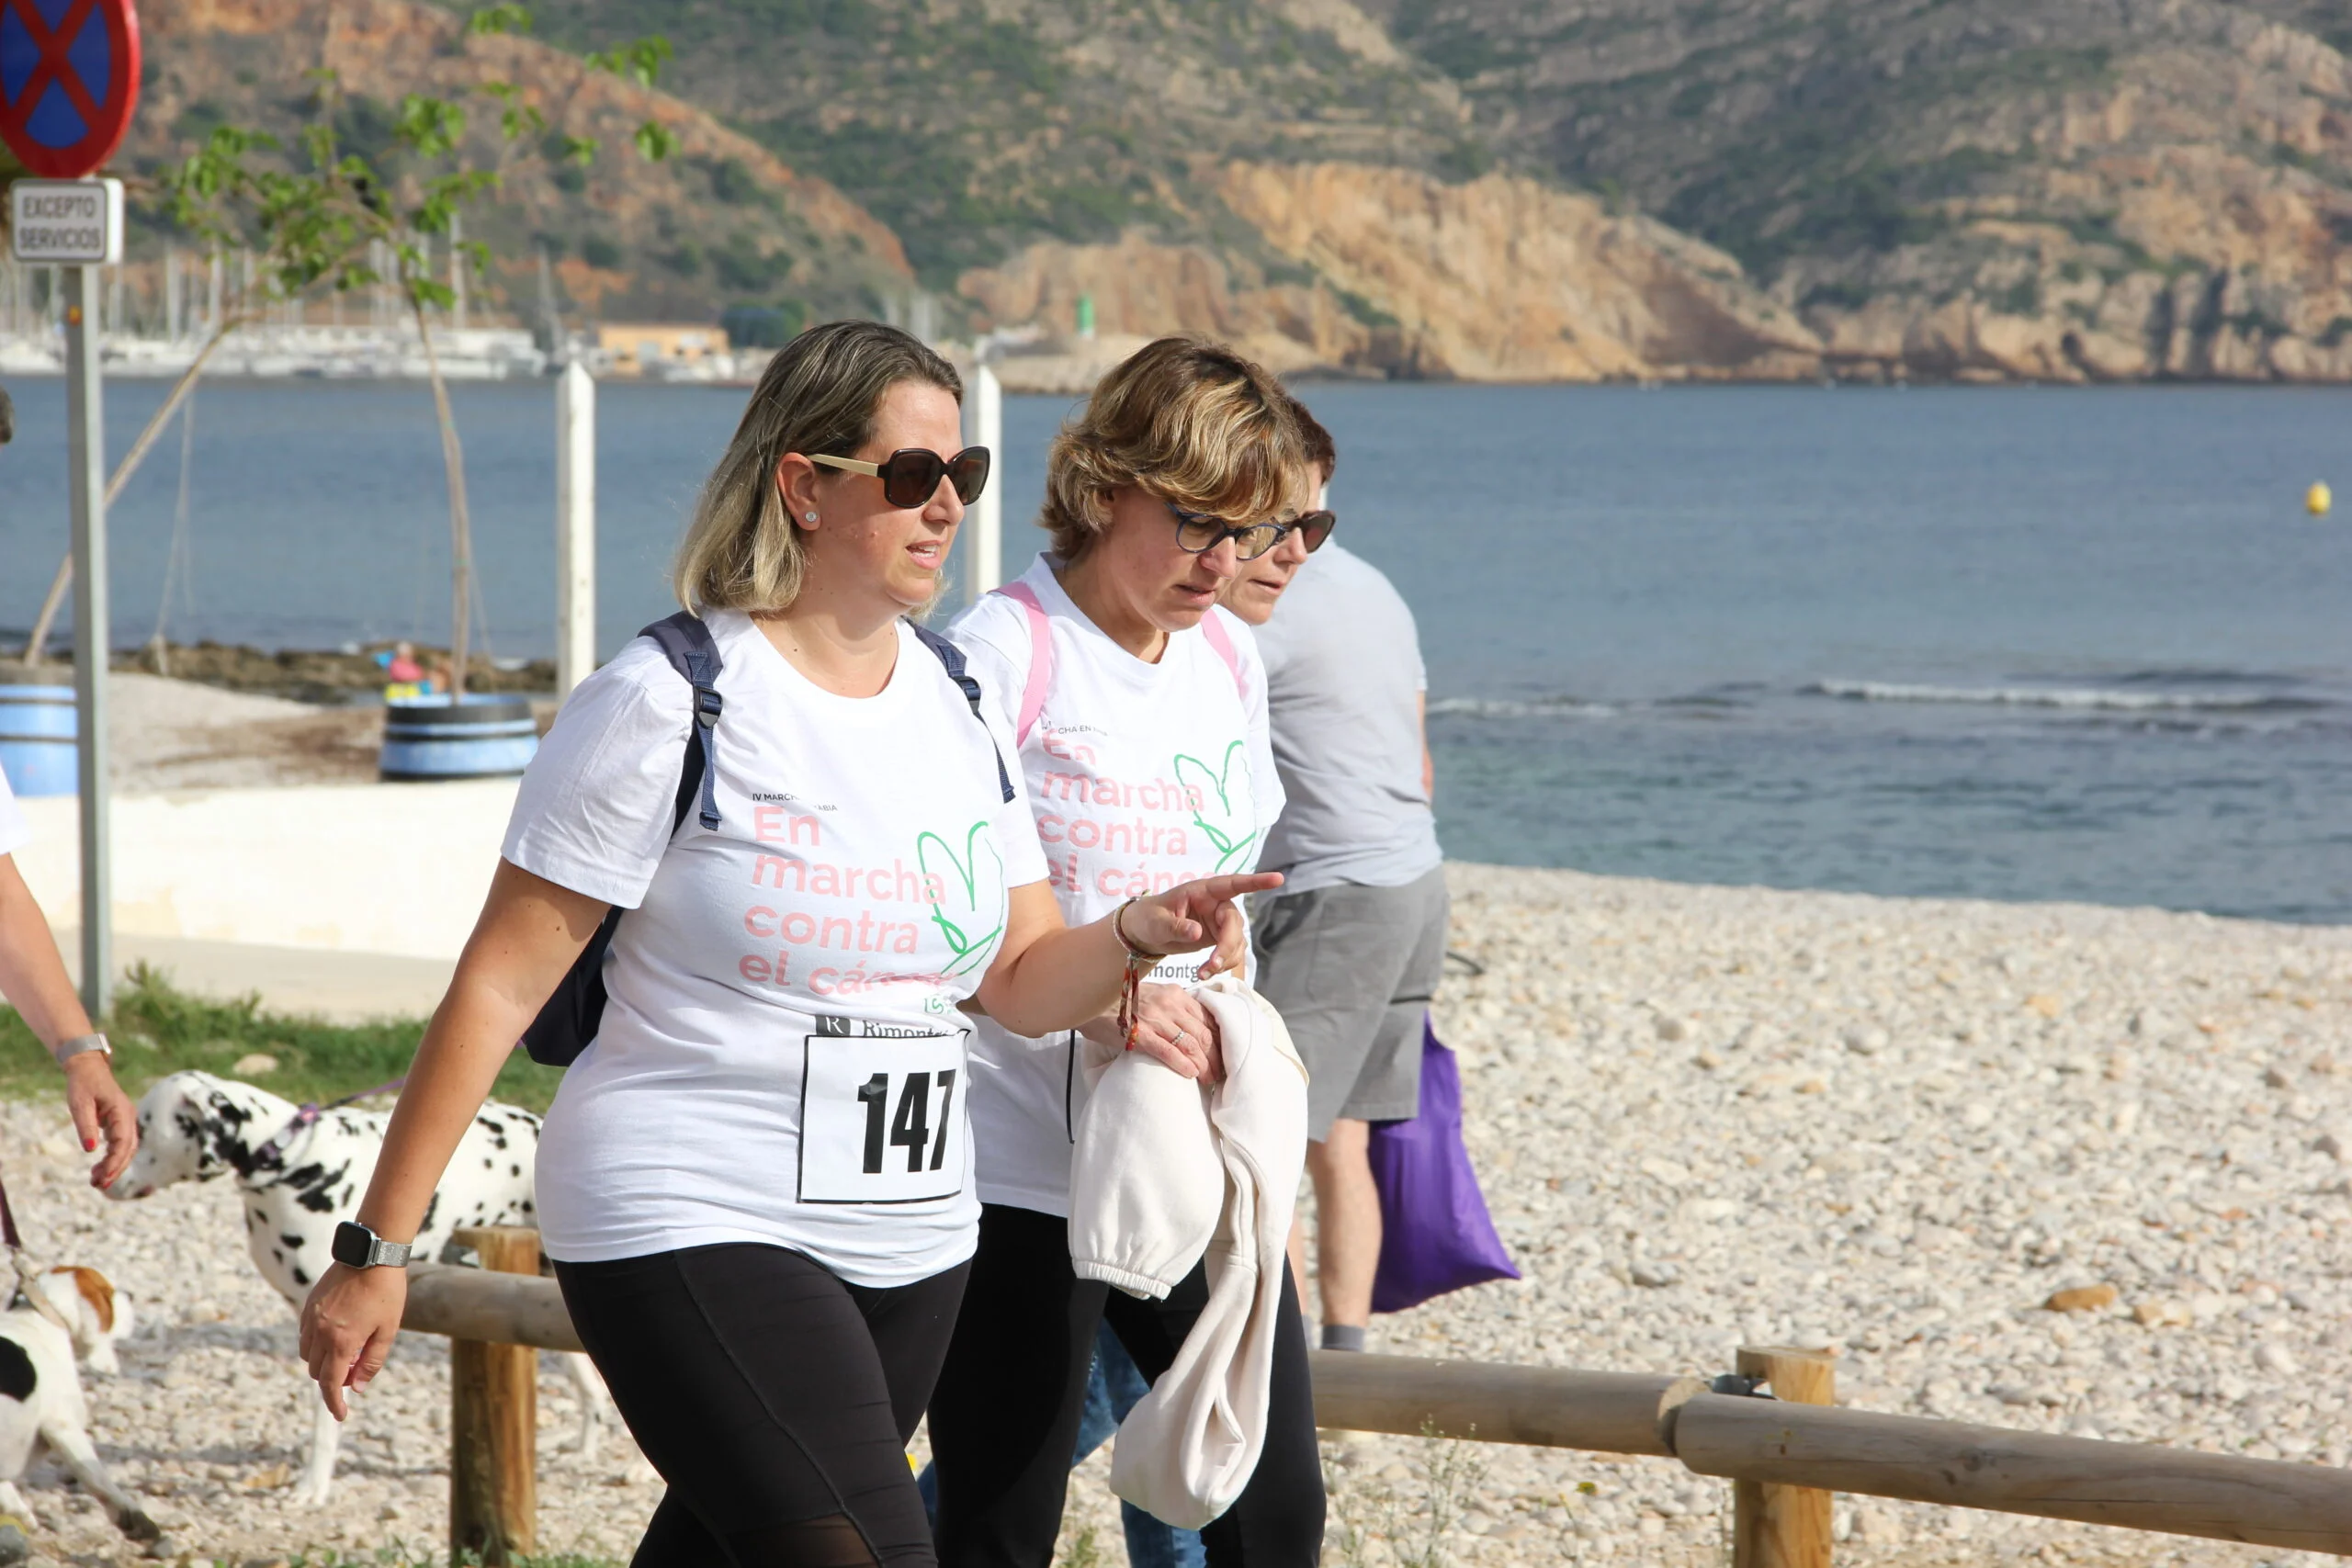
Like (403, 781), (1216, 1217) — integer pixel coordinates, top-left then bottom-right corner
(10, 177), (124, 264)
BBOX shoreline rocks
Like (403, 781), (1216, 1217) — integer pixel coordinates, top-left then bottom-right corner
(1, 862), (2344, 1563)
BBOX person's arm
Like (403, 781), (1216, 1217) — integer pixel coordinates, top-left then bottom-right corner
(976, 874), (1278, 1078)
(298, 860), (606, 1418)
(0, 854), (137, 1187)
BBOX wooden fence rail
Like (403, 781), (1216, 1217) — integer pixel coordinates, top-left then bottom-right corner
(403, 1249), (2352, 1566)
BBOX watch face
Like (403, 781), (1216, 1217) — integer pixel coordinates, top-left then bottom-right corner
(331, 1222), (373, 1268)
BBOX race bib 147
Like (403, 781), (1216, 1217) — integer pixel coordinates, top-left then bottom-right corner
(796, 1032), (968, 1204)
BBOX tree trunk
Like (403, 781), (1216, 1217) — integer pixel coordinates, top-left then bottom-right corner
(411, 294), (476, 701)
(22, 315), (247, 664)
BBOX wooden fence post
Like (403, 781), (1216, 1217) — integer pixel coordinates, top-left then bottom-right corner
(450, 1227), (540, 1565)
(1733, 1346), (1836, 1568)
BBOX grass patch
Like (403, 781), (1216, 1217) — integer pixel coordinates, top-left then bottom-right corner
(1325, 1425), (1491, 1568)
(0, 966), (565, 1113)
(1331, 286), (1400, 330)
(1800, 280), (1873, 311)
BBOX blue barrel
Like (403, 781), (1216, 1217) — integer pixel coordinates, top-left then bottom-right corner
(0, 682), (77, 797)
(379, 694), (539, 781)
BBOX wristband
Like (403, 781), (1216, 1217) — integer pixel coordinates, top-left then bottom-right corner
(1110, 900), (1161, 1053)
(51, 1032), (109, 1066)
(1110, 897), (1167, 961)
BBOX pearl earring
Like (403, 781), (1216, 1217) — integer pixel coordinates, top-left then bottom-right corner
(804, 512), (818, 523)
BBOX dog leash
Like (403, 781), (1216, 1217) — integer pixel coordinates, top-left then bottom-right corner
(239, 1077), (410, 1178)
(0, 1174), (85, 1336)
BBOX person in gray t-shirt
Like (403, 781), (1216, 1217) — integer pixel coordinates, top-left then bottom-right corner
(1225, 401), (1448, 1353)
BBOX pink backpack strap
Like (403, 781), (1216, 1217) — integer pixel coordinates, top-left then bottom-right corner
(1199, 610), (1250, 707)
(993, 581), (1053, 746)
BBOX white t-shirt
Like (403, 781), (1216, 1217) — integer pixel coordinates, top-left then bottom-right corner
(945, 554), (1283, 1216)
(504, 610), (1046, 1287)
(0, 768), (27, 857)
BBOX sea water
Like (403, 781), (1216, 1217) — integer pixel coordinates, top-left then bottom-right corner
(2, 378), (2346, 922)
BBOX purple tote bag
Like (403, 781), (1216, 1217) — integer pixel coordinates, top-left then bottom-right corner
(1366, 1016), (1520, 1314)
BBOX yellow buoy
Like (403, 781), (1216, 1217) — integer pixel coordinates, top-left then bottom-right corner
(2308, 481), (2333, 516)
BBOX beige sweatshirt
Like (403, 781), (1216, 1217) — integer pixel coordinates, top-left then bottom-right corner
(1067, 977), (1310, 1529)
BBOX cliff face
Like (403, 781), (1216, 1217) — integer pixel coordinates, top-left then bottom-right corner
(961, 163), (1820, 383)
(1368, 0), (2352, 383)
(130, 0), (910, 321)
(507, 0), (1476, 289)
(110, 0), (2352, 381)
(1784, 17), (2352, 382)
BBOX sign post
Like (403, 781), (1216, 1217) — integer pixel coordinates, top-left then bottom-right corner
(5, 0), (142, 1017)
(63, 263), (108, 1016)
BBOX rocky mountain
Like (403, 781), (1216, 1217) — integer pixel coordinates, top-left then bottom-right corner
(1363, 0), (2352, 380)
(963, 162), (1819, 383)
(122, 0), (912, 323)
(503, 0), (1820, 378)
(505, 0), (1481, 288)
(92, 0), (2352, 380)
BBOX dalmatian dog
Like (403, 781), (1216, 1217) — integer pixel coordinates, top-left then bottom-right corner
(105, 1071), (608, 1506)
(0, 1269), (165, 1552)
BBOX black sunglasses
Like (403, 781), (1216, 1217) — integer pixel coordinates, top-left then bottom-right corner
(1283, 510), (1338, 553)
(1168, 501), (1338, 561)
(811, 446), (991, 508)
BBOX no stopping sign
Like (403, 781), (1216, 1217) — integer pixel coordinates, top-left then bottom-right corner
(0, 0), (142, 180)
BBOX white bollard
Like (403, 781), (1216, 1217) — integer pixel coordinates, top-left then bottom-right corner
(555, 362), (596, 701)
(967, 360), (1003, 603)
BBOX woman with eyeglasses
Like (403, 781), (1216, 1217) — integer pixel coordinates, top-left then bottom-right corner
(293, 321), (1274, 1568)
(930, 335), (1324, 1568)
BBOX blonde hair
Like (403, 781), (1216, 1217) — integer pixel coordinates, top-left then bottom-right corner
(1040, 335), (1306, 561)
(673, 320), (962, 613)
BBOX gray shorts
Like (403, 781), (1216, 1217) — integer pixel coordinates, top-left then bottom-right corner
(1250, 865), (1450, 1142)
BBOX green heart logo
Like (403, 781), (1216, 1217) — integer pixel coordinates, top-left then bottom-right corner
(917, 822), (1008, 977)
(1173, 740), (1256, 874)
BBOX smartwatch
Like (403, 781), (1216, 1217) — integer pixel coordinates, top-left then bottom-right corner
(330, 1221), (413, 1269)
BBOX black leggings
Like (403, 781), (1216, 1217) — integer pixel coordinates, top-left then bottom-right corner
(555, 1243), (970, 1568)
(927, 1205), (1324, 1568)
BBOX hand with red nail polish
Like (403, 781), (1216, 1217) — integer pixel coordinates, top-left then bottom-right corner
(62, 1055), (139, 1189)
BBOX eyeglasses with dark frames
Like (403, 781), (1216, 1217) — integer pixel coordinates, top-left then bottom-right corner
(1167, 500), (1336, 562)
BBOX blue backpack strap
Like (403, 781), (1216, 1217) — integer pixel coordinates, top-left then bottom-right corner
(639, 611), (725, 831)
(910, 623), (1015, 804)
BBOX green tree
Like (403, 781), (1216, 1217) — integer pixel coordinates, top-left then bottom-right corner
(164, 4), (675, 697)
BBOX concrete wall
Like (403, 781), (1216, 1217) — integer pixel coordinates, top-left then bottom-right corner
(17, 781), (517, 962)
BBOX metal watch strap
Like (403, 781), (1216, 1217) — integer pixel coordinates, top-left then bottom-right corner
(51, 1032), (109, 1065)
(334, 1221), (413, 1269)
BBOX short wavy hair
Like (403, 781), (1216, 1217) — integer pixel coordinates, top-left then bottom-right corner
(674, 320), (961, 614)
(1039, 335), (1307, 561)
(1283, 393), (1336, 482)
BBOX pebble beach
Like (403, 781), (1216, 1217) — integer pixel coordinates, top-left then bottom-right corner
(0, 862), (2346, 1565)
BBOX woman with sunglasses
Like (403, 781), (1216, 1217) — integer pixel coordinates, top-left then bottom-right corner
(1222, 400), (1447, 1364)
(930, 335), (1323, 1568)
(295, 321), (1274, 1568)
